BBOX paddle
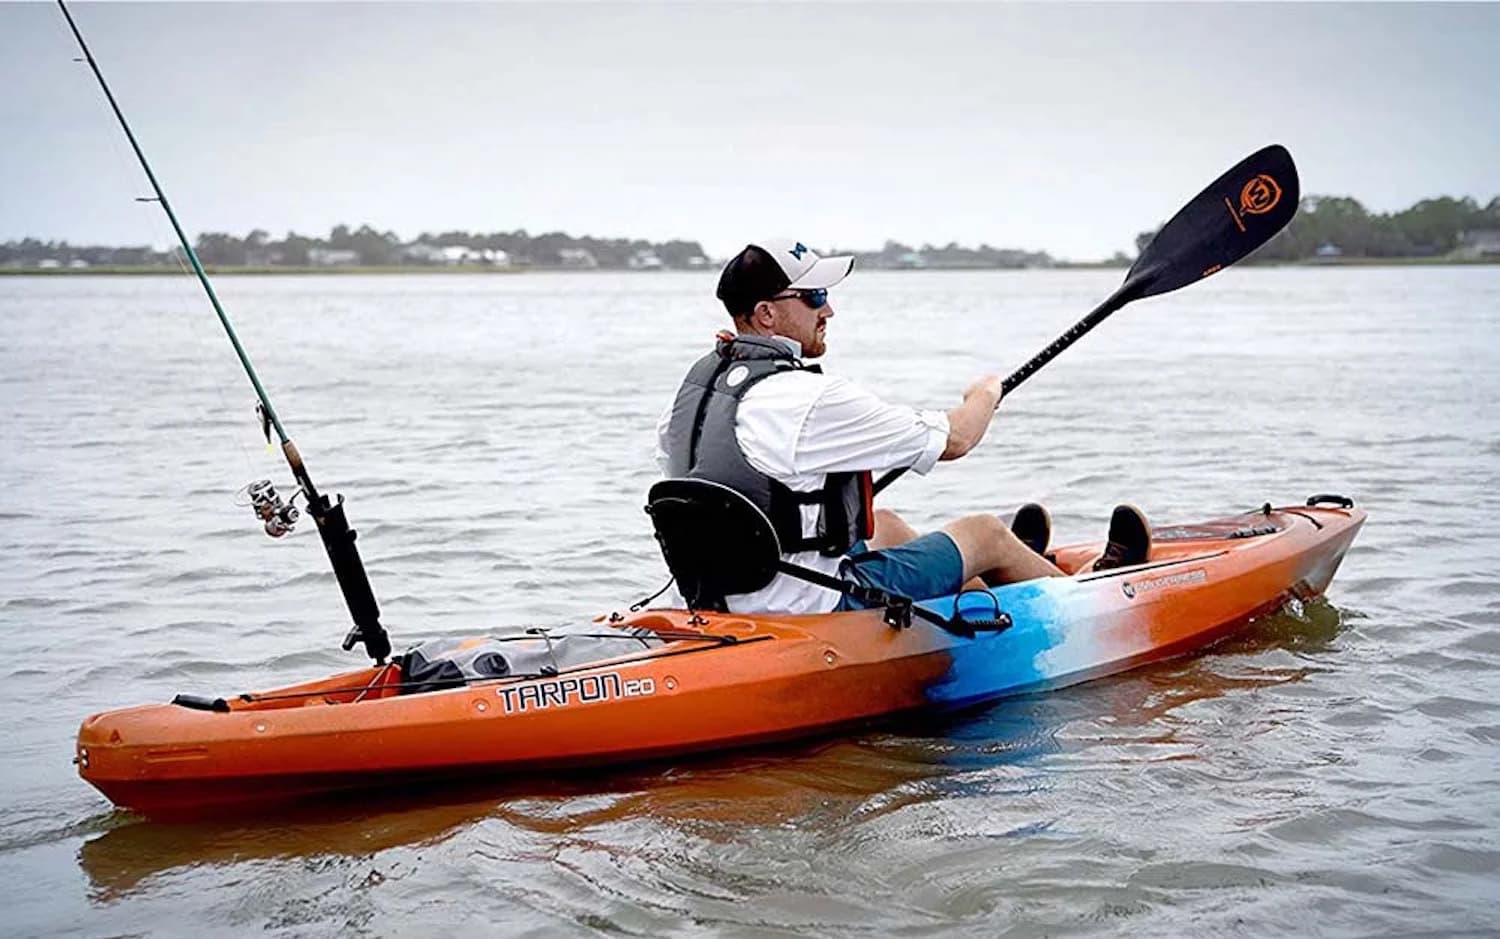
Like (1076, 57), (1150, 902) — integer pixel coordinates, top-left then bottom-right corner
(874, 143), (1300, 496)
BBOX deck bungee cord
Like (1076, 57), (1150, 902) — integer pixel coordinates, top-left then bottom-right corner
(168, 629), (767, 712)
(57, 0), (391, 664)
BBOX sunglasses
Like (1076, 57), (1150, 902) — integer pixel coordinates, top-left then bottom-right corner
(769, 288), (828, 310)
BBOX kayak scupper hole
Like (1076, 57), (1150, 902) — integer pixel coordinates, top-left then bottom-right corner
(824, 650), (837, 667)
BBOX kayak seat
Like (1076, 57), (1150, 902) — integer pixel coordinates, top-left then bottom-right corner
(645, 478), (782, 611)
(645, 478), (993, 634)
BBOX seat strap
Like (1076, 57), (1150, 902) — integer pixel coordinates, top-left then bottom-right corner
(774, 560), (964, 633)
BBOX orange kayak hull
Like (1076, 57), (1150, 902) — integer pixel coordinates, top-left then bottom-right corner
(77, 503), (1364, 815)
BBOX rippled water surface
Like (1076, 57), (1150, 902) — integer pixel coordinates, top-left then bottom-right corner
(2, 267), (1498, 935)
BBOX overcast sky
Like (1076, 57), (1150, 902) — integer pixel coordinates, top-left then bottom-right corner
(3, 2), (1497, 260)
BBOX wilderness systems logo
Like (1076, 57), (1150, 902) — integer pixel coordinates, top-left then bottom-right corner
(496, 672), (656, 714)
(1225, 173), (1284, 233)
(1122, 568), (1208, 599)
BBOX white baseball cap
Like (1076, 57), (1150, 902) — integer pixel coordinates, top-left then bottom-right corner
(716, 239), (855, 314)
(753, 238), (855, 289)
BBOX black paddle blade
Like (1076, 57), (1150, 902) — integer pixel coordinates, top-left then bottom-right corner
(1126, 144), (1299, 299)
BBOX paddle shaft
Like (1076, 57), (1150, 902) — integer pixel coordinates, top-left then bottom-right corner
(998, 281), (1142, 398)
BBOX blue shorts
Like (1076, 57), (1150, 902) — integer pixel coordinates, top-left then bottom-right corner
(836, 531), (966, 611)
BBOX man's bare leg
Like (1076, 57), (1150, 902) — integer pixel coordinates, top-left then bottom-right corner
(941, 514), (1065, 586)
(867, 508), (921, 551)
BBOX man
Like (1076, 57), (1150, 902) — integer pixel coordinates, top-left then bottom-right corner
(656, 238), (1150, 615)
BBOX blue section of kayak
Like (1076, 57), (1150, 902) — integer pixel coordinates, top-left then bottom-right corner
(916, 577), (1093, 710)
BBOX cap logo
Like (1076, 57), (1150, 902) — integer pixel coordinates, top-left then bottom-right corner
(789, 242), (808, 260)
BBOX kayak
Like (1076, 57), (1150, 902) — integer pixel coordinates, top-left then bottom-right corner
(76, 498), (1363, 816)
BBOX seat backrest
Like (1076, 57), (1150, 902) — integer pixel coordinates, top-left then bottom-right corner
(645, 478), (782, 610)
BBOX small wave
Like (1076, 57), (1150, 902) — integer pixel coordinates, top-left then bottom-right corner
(1127, 860), (1286, 890)
(1414, 695), (1500, 719)
(1436, 578), (1500, 598)
(1451, 628), (1500, 653)
(1420, 843), (1500, 875)
(1466, 724), (1500, 744)
(1343, 575), (1411, 595)
(66, 600), (149, 615)
(2, 596), (69, 609)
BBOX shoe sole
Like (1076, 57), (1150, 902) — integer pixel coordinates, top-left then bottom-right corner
(1106, 504), (1152, 566)
(1010, 502), (1052, 556)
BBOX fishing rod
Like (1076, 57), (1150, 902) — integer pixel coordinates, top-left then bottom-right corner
(56, 0), (392, 664)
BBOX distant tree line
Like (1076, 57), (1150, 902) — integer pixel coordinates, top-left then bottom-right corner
(8, 193), (1498, 270)
(1137, 194), (1500, 261)
(851, 240), (1055, 270)
(0, 225), (712, 270)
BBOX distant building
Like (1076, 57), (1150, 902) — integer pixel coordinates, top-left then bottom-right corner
(895, 251), (928, 269)
(308, 247), (360, 266)
(68, 258), (91, 268)
(627, 250), (664, 270)
(1315, 242), (1344, 258)
(403, 243), (445, 264)
(403, 243), (509, 266)
(37, 258), (61, 268)
(1455, 229), (1500, 260)
(558, 248), (598, 269)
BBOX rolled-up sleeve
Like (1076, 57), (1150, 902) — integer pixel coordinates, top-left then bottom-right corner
(790, 376), (949, 477)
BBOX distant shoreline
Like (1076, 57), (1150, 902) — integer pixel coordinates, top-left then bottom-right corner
(3, 257), (1497, 276)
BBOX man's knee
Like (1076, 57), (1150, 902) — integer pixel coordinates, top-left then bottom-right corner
(941, 513), (1009, 569)
(874, 508), (905, 530)
(869, 508), (920, 550)
(946, 513), (1007, 542)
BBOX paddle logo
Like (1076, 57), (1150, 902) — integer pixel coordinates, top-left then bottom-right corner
(1224, 173), (1283, 233)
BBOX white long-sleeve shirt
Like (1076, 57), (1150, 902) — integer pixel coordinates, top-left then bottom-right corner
(656, 337), (949, 614)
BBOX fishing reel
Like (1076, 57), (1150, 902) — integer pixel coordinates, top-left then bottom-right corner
(244, 479), (301, 538)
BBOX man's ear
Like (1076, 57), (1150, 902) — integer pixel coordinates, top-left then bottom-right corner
(751, 300), (776, 329)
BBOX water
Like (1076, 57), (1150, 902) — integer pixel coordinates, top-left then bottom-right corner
(2, 267), (1497, 935)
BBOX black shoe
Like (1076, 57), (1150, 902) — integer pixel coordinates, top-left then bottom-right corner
(1092, 504), (1152, 571)
(1010, 502), (1051, 557)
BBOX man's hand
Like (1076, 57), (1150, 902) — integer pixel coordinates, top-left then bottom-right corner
(963, 374), (1004, 409)
(943, 374), (1005, 460)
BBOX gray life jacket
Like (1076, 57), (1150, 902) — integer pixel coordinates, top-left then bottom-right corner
(663, 333), (874, 557)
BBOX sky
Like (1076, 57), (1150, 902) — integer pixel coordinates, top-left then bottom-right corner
(2, 2), (1497, 261)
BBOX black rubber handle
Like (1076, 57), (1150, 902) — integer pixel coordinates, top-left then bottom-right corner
(1306, 494), (1354, 508)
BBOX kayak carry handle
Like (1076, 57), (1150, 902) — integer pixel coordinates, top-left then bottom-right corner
(171, 694), (230, 713)
(1306, 494), (1355, 509)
